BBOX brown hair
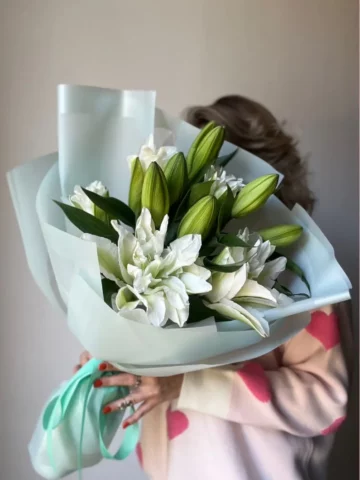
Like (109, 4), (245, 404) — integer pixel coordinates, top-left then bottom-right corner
(185, 95), (316, 213)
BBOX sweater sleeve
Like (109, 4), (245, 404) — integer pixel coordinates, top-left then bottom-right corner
(176, 306), (348, 437)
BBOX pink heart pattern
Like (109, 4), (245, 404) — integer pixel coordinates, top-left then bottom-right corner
(167, 409), (189, 440)
(135, 443), (143, 467)
(237, 362), (271, 403)
(306, 310), (340, 350)
(321, 416), (345, 435)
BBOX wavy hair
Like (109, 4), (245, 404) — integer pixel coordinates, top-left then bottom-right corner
(185, 95), (315, 213)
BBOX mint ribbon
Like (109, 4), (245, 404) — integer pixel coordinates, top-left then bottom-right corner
(42, 358), (139, 478)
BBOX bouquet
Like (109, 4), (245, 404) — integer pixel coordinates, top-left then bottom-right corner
(7, 85), (351, 478)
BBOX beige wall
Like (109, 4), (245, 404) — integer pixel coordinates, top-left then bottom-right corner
(0, 1), (358, 479)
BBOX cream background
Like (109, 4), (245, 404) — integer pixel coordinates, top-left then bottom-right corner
(0, 1), (358, 479)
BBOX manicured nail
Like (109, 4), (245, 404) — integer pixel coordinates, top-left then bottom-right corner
(99, 363), (107, 371)
(103, 406), (112, 414)
(123, 421), (130, 429)
(93, 379), (103, 388)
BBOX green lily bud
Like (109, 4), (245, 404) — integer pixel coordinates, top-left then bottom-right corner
(188, 126), (226, 181)
(188, 181), (213, 207)
(178, 195), (218, 241)
(141, 162), (170, 227)
(232, 174), (279, 217)
(259, 224), (303, 247)
(163, 152), (188, 205)
(186, 121), (216, 176)
(128, 157), (144, 216)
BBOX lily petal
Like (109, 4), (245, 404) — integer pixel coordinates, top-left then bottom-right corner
(115, 286), (140, 311)
(204, 298), (269, 337)
(136, 209), (168, 257)
(236, 280), (276, 307)
(225, 264), (249, 299)
(205, 272), (234, 303)
(258, 257), (287, 288)
(183, 263), (211, 281)
(271, 289), (294, 306)
(145, 293), (167, 327)
(82, 234), (123, 286)
(160, 234), (202, 277)
(179, 272), (212, 294)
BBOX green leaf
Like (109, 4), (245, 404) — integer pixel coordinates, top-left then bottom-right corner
(217, 186), (234, 233)
(191, 162), (213, 185)
(216, 149), (238, 167)
(203, 256), (246, 273)
(102, 278), (119, 308)
(274, 282), (293, 296)
(54, 201), (118, 243)
(274, 281), (310, 299)
(188, 181), (213, 206)
(272, 252), (311, 294)
(217, 233), (252, 248)
(187, 296), (214, 323)
(199, 236), (221, 257)
(165, 221), (179, 246)
(82, 188), (135, 227)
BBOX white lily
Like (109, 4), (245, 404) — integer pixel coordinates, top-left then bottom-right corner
(205, 248), (277, 307)
(127, 134), (178, 171)
(203, 244), (279, 336)
(229, 228), (287, 288)
(205, 165), (244, 199)
(83, 208), (211, 327)
(70, 181), (108, 214)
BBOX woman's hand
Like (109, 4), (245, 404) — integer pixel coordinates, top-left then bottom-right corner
(94, 362), (183, 428)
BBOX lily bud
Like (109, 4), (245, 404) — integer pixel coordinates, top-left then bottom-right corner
(232, 174), (279, 218)
(163, 152), (188, 205)
(128, 157), (144, 216)
(188, 126), (226, 181)
(259, 224), (303, 247)
(178, 195), (218, 241)
(141, 162), (170, 227)
(186, 121), (216, 176)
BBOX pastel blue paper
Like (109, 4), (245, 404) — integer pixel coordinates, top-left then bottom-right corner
(58, 85), (156, 202)
(66, 274), (311, 376)
(6, 153), (65, 313)
(36, 162), (103, 306)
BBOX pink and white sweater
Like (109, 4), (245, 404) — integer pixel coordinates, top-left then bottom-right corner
(138, 306), (348, 480)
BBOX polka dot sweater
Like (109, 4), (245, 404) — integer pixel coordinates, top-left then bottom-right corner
(139, 306), (348, 480)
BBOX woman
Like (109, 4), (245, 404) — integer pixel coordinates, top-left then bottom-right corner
(75, 95), (350, 480)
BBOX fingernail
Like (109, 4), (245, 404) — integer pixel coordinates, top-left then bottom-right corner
(123, 421), (130, 429)
(93, 379), (103, 388)
(99, 363), (107, 371)
(103, 406), (112, 414)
